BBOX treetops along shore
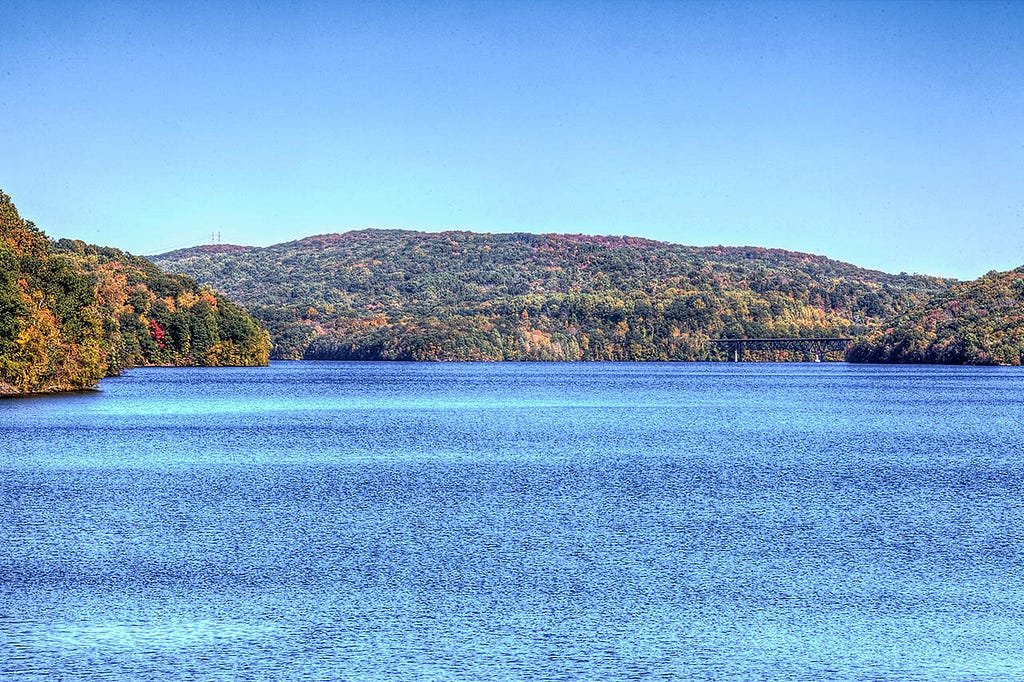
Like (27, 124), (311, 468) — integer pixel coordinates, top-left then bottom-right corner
(154, 230), (954, 363)
(847, 267), (1024, 365)
(155, 231), (1024, 365)
(6, 184), (1023, 393)
(1, 191), (270, 395)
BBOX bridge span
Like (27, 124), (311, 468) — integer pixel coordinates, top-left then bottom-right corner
(710, 337), (854, 362)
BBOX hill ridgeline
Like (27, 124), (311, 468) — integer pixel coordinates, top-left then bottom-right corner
(151, 229), (957, 362)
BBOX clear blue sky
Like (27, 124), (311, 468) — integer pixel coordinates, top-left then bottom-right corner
(3, 0), (1022, 279)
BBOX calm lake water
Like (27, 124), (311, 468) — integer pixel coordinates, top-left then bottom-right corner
(2, 362), (1023, 680)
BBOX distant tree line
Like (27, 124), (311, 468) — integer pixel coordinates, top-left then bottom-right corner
(153, 229), (951, 362)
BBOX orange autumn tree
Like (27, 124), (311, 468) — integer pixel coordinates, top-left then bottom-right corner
(0, 191), (106, 392)
(55, 239), (271, 370)
(1, 189), (271, 395)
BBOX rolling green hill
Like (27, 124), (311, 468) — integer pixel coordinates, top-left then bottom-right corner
(152, 230), (950, 361)
(1, 190), (270, 395)
(847, 267), (1024, 365)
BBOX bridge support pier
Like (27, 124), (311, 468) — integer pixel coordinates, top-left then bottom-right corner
(712, 337), (852, 362)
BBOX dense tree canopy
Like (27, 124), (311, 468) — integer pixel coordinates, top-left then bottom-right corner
(1, 191), (270, 394)
(12, 191), (1017, 369)
(153, 230), (950, 362)
(847, 268), (1024, 365)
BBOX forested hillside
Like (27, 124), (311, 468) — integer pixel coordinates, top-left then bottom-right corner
(152, 230), (949, 361)
(1, 191), (270, 395)
(847, 267), (1024, 365)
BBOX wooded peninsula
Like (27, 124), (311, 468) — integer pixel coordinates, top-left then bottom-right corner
(1, 191), (270, 395)
(4, 186), (1023, 396)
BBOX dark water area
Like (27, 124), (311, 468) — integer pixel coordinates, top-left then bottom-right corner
(2, 362), (1023, 680)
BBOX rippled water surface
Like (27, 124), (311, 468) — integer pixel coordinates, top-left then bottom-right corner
(3, 362), (1024, 680)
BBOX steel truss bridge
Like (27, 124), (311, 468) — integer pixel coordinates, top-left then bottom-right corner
(710, 337), (854, 362)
